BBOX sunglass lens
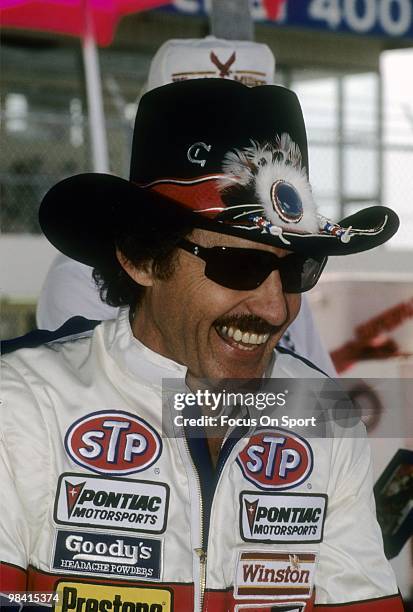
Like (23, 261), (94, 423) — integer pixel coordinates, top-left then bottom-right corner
(205, 249), (271, 290)
(280, 255), (327, 293)
(203, 245), (326, 293)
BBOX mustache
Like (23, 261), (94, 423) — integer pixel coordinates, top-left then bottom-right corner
(214, 314), (285, 336)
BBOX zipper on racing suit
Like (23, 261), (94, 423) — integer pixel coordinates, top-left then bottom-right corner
(184, 424), (248, 611)
(183, 436), (206, 611)
(195, 547), (207, 610)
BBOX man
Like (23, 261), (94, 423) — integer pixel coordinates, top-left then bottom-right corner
(35, 37), (336, 377)
(1, 80), (404, 611)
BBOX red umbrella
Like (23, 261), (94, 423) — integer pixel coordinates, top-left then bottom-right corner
(0, 0), (172, 170)
(0, 0), (171, 47)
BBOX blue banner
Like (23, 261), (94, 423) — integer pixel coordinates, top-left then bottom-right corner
(167, 0), (413, 40)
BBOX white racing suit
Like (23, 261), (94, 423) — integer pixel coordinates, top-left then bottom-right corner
(1, 309), (404, 611)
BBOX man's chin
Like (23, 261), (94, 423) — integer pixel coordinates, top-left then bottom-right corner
(203, 355), (274, 384)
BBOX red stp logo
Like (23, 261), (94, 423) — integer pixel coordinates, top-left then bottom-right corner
(65, 411), (162, 475)
(237, 429), (313, 490)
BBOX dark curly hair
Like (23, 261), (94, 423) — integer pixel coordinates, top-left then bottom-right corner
(93, 206), (193, 310)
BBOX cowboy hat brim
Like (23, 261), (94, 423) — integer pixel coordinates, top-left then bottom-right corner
(39, 172), (400, 268)
(39, 173), (199, 268)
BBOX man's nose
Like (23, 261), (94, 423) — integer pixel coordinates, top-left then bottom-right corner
(242, 270), (288, 326)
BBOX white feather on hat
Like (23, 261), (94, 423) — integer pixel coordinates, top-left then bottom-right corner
(221, 134), (318, 233)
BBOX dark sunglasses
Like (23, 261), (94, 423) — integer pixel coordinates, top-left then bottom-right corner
(178, 239), (327, 293)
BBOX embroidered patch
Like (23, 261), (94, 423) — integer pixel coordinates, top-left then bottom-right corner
(53, 581), (172, 612)
(65, 411), (162, 475)
(235, 550), (317, 600)
(51, 529), (162, 581)
(237, 429), (313, 490)
(240, 492), (327, 543)
(54, 473), (169, 534)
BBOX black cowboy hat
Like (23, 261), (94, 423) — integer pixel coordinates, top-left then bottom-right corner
(40, 79), (399, 267)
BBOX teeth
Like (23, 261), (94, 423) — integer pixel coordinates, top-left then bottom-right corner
(218, 326), (270, 346)
(233, 329), (243, 342)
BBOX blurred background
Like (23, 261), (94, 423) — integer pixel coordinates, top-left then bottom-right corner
(1, 0), (412, 602)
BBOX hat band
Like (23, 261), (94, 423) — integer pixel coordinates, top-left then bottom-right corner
(138, 175), (235, 217)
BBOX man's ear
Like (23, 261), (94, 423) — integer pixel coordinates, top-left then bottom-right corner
(116, 249), (154, 287)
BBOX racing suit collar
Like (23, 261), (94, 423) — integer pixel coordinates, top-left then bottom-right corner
(106, 307), (188, 387)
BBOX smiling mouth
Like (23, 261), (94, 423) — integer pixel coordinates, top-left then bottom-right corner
(215, 324), (270, 351)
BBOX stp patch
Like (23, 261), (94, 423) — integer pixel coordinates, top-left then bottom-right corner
(65, 411), (162, 475)
(237, 429), (313, 490)
(235, 550), (317, 600)
(54, 473), (169, 534)
(240, 492), (327, 543)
